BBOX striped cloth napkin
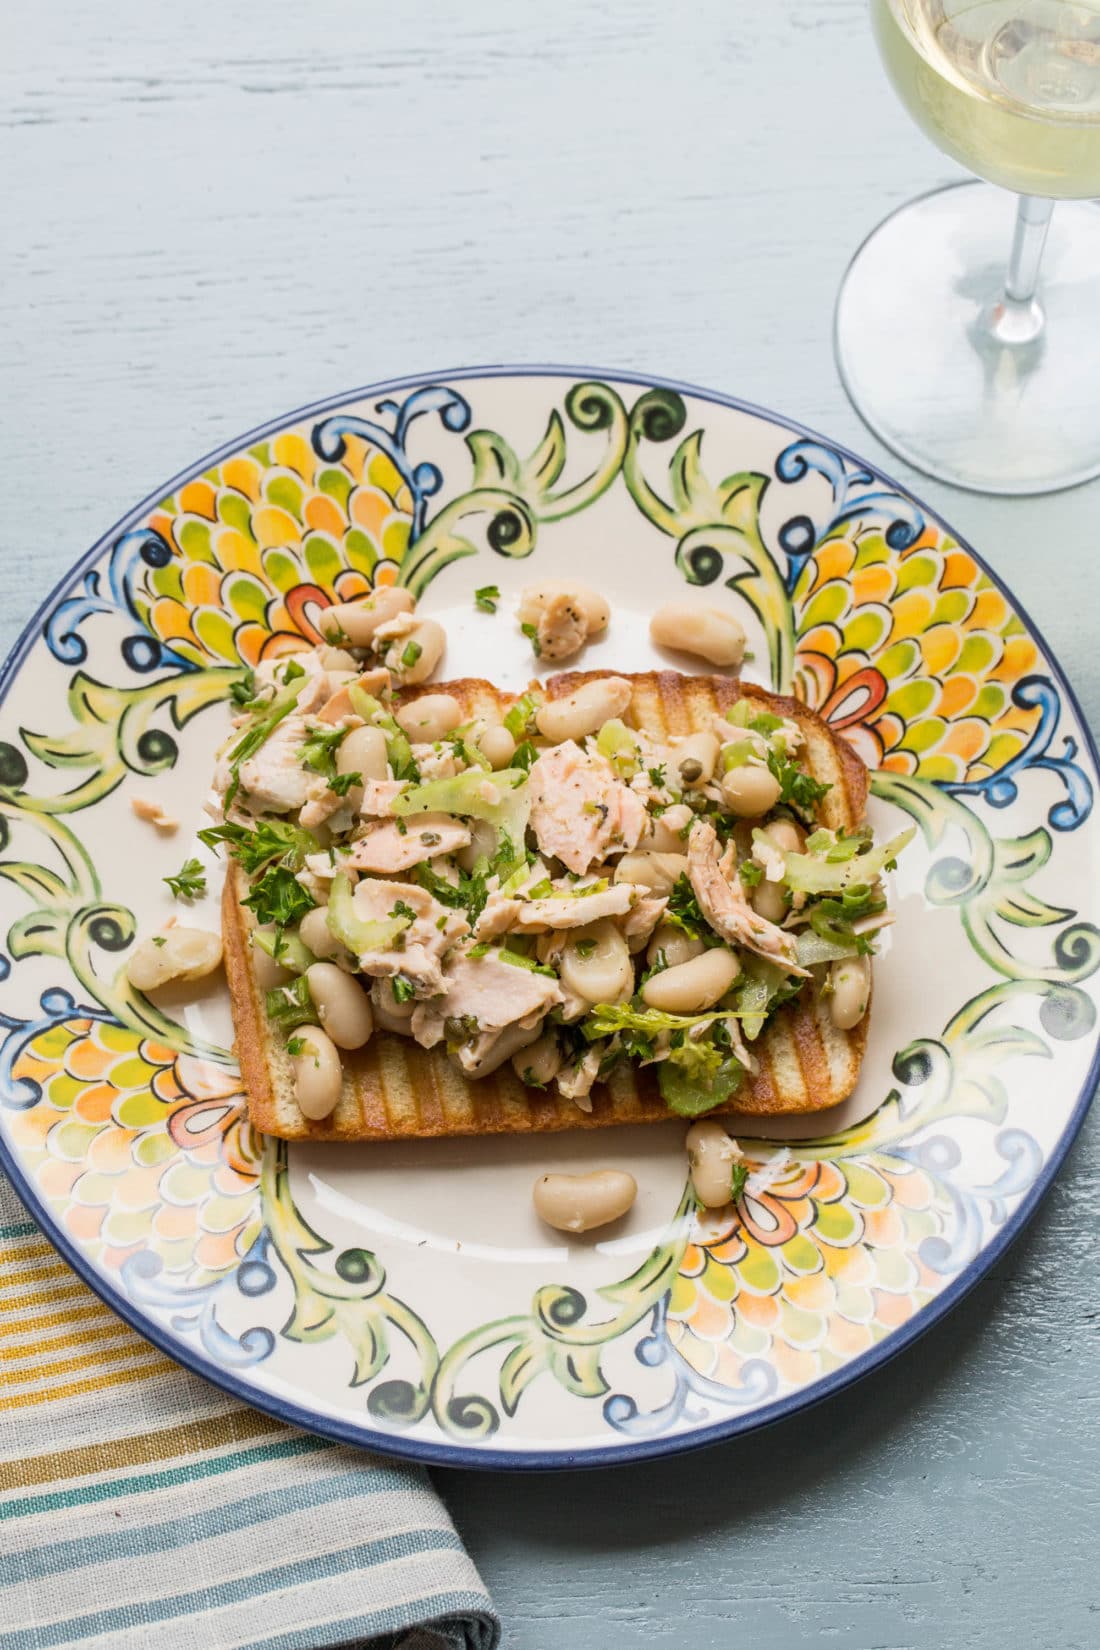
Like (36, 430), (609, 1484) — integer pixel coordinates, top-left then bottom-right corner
(0, 1173), (499, 1650)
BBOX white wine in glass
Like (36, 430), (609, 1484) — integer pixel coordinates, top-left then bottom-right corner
(836, 1), (1100, 494)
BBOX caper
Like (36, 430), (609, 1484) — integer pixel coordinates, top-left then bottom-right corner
(679, 757), (704, 783)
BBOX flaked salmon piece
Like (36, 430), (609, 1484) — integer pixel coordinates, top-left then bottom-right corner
(621, 895), (668, 948)
(535, 591), (588, 662)
(318, 668), (392, 724)
(293, 671), (333, 717)
(556, 1047), (601, 1109)
(349, 878), (468, 997)
(710, 710), (803, 756)
(474, 881), (636, 939)
(410, 745), (463, 782)
(452, 1020), (543, 1078)
(527, 741), (647, 874)
(410, 951), (563, 1051)
(686, 819), (808, 976)
(299, 778), (357, 831)
(252, 645), (316, 692)
(237, 714), (314, 813)
(512, 883), (637, 932)
(359, 779), (408, 817)
(345, 814), (471, 875)
(473, 893), (523, 941)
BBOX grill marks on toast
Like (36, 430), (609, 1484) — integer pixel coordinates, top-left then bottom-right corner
(226, 671), (870, 1140)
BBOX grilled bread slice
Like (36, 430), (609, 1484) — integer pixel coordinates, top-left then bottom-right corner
(224, 671), (870, 1141)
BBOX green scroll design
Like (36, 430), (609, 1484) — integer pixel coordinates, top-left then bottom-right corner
(622, 388), (796, 692)
(872, 768), (1100, 984)
(428, 1183), (694, 1438)
(261, 1140), (439, 1424)
(396, 382), (629, 596)
(4, 666), (242, 816)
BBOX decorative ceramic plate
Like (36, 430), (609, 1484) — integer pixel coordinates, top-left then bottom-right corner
(1, 368), (1097, 1469)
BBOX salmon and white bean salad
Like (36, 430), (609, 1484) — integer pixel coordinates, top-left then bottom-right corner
(130, 582), (912, 1229)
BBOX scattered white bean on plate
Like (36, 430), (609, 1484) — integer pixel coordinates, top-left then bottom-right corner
(532, 1169), (637, 1233)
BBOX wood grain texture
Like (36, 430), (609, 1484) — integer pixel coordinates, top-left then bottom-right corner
(2, 3), (1098, 1646)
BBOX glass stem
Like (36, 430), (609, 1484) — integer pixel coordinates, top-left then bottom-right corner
(986, 195), (1054, 346)
(1005, 195), (1054, 305)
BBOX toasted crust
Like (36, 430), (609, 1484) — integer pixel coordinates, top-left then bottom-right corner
(227, 672), (870, 1140)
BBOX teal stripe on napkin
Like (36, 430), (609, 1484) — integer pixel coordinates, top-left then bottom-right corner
(0, 1174), (499, 1650)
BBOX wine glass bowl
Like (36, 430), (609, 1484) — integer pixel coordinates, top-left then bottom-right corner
(836, 1), (1100, 494)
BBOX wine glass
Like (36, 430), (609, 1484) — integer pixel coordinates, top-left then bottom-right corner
(835, 0), (1100, 494)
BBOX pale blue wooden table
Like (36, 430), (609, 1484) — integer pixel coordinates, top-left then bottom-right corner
(4, 3), (1097, 1645)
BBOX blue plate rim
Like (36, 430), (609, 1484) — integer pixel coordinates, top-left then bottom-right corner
(0, 361), (1096, 1472)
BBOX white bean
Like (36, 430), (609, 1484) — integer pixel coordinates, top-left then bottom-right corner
(478, 724), (517, 770)
(650, 603), (746, 668)
(532, 1169), (637, 1233)
(386, 618), (445, 685)
(646, 922), (705, 970)
(306, 962), (374, 1050)
(640, 802), (694, 853)
(126, 928), (223, 991)
(337, 725), (389, 781)
(614, 851), (688, 896)
(642, 947), (739, 1013)
(686, 1120), (746, 1209)
(395, 693), (462, 743)
(559, 919), (634, 1006)
(290, 1025), (344, 1120)
(535, 677), (632, 744)
(516, 581), (609, 635)
(316, 645), (360, 671)
(672, 731), (721, 788)
(720, 764), (782, 818)
(318, 586), (415, 647)
(829, 956), (872, 1030)
(299, 905), (349, 962)
(371, 978), (416, 1034)
(751, 877), (788, 925)
(763, 817), (803, 854)
(511, 1031), (563, 1087)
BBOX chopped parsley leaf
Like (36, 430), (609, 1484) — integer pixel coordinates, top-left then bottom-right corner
(414, 861), (489, 922)
(151, 935), (167, 948)
(391, 976), (416, 1004)
(766, 748), (832, 818)
(242, 866), (314, 933)
(164, 858), (206, 900)
(198, 819), (316, 876)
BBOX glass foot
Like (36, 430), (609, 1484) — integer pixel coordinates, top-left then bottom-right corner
(835, 180), (1100, 496)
